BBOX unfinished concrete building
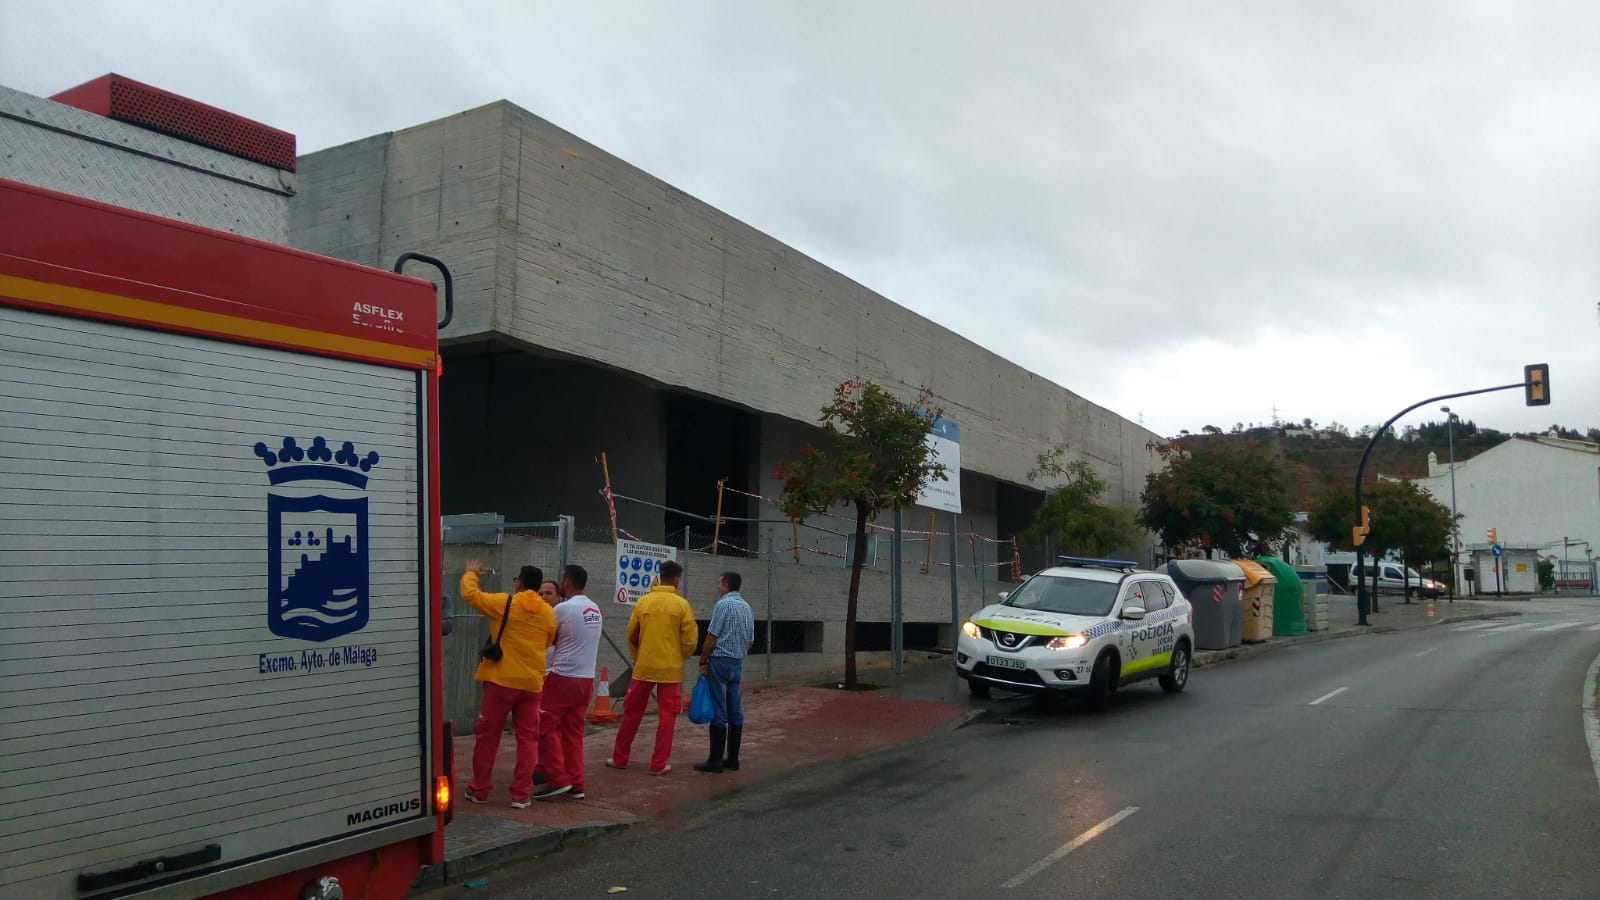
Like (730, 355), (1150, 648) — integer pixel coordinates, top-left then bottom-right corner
(288, 98), (1161, 686)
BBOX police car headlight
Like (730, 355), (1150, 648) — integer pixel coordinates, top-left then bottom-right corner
(1046, 634), (1088, 651)
(961, 620), (980, 639)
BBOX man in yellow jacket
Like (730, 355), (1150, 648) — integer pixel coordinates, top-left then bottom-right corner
(461, 560), (558, 808)
(610, 560), (698, 774)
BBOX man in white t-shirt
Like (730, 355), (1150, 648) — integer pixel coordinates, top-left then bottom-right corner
(532, 565), (603, 800)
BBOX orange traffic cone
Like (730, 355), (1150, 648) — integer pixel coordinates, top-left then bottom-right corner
(587, 666), (619, 724)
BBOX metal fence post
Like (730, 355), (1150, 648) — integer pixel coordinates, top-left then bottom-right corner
(971, 518), (982, 594)
(891, 507), (903, 674)
(682, 525), (692, 591)
(765, 525), (775, 687)
(948, 511), (960, 647)
(558, 514), (574, 570)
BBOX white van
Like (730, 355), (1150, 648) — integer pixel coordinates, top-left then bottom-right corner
(1347, 562), (1444, 598)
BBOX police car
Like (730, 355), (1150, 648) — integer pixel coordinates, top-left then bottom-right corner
(956, 556), (1195, 710)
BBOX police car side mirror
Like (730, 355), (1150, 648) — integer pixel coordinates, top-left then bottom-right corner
(1121, 605), (1147, 621)
(997, 591), (1010, 601)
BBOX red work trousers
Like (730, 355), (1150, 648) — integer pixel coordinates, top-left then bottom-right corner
(611, 679), (680, 772)
(537, 673), (594, 791)
(471, 680), (542, 803)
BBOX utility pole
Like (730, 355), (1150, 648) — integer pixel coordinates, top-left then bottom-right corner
(1441, 406), (1460, 602)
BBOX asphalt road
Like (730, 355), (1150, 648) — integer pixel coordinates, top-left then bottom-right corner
(447, 599), (1600, 900)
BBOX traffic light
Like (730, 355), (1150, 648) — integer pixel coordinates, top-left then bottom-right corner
(1524, 363), (1550, 406)
(1352, 505), (1371, 547)
(1487, 527), (1498, 544)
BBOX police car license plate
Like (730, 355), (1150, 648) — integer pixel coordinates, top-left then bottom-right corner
(986, 655), (1026, 670)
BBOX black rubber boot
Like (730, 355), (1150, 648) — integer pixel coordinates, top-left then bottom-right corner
(694, 725), (726, 773)
(724, 723), (742, 771)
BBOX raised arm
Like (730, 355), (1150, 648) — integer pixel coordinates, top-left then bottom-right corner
(458, 560), (509, 618)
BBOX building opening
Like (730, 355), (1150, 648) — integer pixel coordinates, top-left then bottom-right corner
(664, 392), (758, 555)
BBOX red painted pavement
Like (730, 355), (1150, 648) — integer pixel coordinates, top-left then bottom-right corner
(450, 684), (967, 832)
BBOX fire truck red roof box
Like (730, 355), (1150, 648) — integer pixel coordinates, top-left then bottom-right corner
(52, 72), (297, 171)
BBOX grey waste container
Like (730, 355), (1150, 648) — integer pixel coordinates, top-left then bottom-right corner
(1166, 560), (1246, 651)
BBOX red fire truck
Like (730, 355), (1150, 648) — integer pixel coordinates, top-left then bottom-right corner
(1, 77), (452, 899)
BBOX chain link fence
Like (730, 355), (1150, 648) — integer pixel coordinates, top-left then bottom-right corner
(439, 516), (570, 727)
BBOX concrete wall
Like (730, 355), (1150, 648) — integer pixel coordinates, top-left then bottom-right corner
(288, 99), (1163, 504)
(288, 104), (506, 337)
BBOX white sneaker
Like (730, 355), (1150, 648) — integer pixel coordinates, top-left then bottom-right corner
(533, 784), (572, 801)
(649, 764), (672, 776)
(509, 798), (532, 809)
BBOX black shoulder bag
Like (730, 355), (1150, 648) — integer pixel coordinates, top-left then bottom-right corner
(480, 590), (514, 661)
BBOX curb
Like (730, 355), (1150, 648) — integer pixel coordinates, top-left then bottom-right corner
(1191, 610), (1523, 669)
(948, 708), (989, 731)
(954, 693), (1034, 729)
(1583, 647), (1600, 795)
(1431, 611), (1522, 627)
(1193, 626), (1395, 668)
(413, 821), (633, 891)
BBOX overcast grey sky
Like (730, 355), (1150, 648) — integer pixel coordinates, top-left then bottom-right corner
(5, 1), (1596, 438)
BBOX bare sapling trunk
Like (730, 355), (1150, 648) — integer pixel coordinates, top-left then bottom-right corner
(843, 503), (870, 688)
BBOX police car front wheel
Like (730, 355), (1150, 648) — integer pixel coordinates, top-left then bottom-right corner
(1159, 640), (1191, 694)
(1086, 652), (1116, 712)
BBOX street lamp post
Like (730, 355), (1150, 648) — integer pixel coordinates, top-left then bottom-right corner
(1441, 406), (1460, 602)
(1353, 378), (1531, 627)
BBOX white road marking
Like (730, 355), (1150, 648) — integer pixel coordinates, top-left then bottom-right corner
(1450, 622), (1505, 631)
(1309, 687), (1349, 706)
(1585, 623), (1600, 632)
(1002, 806), (1139, 888)
(1484, 621), (1539, 633)
(1534, 622), (1584, 632)
(1583, 650), (1600, 797)
(1413, 647), (1439, 657)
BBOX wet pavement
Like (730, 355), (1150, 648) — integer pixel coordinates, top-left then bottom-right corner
(418, 591), (1558, 890)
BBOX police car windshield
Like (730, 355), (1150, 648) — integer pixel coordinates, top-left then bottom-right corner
(1003, 573), (1119, 617)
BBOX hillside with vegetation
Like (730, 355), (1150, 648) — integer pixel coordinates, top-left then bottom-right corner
(1166, 418), (1600, 509)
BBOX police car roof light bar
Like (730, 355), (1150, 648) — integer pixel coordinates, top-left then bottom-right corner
(1056, 555), (1139, 572)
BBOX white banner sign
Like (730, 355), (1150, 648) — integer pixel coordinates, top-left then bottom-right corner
(614, 539), (678, 605)
(915, 417), (962, 514)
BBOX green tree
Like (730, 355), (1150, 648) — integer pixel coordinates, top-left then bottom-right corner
(1537, 559), (1556, 591)
(776, 379), (947, 688)
(1307, 481), (1391, 610)
(1318, 480), (1453, 605)
(1306, 483), (1361, 554)
(1023, 444), (1138, 559)
(1138, 439), (1295, 558)
(1371, 480), (1453, 603)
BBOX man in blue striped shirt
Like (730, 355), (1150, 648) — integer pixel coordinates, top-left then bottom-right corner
(694, 571), (755, 774)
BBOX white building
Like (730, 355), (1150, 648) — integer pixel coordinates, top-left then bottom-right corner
(1412, 434), (1600, 593)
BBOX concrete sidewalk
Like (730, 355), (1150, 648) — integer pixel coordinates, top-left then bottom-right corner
(416, 594), (1529, 890)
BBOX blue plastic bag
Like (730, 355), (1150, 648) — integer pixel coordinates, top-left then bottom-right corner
(686, 676), (713, 725)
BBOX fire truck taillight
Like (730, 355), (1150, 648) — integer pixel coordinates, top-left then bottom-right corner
(436, 776), (451, 814)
